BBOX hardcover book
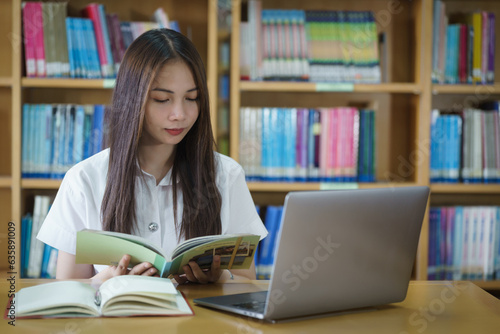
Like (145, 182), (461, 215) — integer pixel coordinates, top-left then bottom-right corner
(76, 230), (260, 277)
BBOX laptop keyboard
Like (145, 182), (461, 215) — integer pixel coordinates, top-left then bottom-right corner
(232, 300), (266, 313)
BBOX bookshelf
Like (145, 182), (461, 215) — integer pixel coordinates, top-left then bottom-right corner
(1, 0), (219, 278)
(229, 0), (500, 288)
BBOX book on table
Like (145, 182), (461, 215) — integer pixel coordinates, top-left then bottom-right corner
(76, 229), (260, 277)
(15, 275), (193, 318)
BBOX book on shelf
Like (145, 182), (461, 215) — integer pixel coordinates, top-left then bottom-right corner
(22, 103), (108, 179)
(21, 195), (57, 279)
(76, 230), (260, 277)
(432, 0), (496, 84)
(256, 206), (283, 280)
(428, 205), (500, 281)
(21, 2), (179, 79)
(430, 104), (500, 184)
(239, 107), (376, 183)
(242, 1), (380, 83)
(14, 275), (193, 318)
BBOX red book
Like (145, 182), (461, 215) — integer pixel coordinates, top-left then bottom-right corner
(83, 4), (109, 78)
(32, 2), (46, 77)
(22, 3), (36, 77)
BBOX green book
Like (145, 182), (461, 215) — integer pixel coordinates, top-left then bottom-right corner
(76, 229), (260, 277)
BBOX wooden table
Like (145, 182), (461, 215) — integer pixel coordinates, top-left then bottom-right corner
(2, 280), (500, 333)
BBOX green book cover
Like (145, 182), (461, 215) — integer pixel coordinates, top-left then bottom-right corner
(76, 229), (260, 278)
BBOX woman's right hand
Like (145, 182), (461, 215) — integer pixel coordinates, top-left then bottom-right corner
(91, 254), (158, 282)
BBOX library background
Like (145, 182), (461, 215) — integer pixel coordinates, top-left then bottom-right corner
(1, 0), (500, 295)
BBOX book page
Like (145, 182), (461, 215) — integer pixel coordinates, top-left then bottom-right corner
(168, 235), (260, 275)
(16, 281), (99, 317)
(171, 234), (258, 259)
(99, 276), (192, 316)
(78, 229), (168, 258)
(76, 230), (168, 272)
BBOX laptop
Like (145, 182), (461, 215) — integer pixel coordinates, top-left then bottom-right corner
(194, 186), (430, 322)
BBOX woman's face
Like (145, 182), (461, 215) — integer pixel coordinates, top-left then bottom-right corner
(142, 60), (199, 148)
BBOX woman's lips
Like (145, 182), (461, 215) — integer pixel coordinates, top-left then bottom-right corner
(166, 128), (184, 136)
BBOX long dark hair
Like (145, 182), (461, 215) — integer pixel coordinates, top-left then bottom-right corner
(102, 29), (222, 241)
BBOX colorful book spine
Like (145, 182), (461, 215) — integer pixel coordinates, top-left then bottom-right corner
(487, 13), (496, 84)
(22, 3), (37, 77)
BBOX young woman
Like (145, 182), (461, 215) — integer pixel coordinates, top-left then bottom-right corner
(37, 29), (267, 284)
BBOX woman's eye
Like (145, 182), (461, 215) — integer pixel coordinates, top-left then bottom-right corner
(154, 99), (169, 103)
(186, 97), (199, 102)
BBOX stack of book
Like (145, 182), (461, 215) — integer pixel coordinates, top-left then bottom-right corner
(22, 2), (179, 79)
(22, 104), (107, 179)
(432, 0), (496, 84)
(430, 102), (500, 183)
(240, 107), (376, 182)
(241, 1), (381, 83)
(21, 195), (57, 279)
(428, 206), (500, 281)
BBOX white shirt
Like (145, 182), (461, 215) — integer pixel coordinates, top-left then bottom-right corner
(37, 149), (267, 272)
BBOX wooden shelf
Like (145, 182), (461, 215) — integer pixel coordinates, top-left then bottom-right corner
(0, 176), (12, 188)
(432, 84), (500, 95)
(22, 78), (116, 89)
(248, 182), (419, 192)
(473, 280), (500, 290)
(0, 77), (12, 87)
(240, 81), (421, 94)
(21, 179), (62, 190)
(431, 183), (500, 194)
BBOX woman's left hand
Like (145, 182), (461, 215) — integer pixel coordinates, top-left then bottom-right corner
(173, 255), (222, 284)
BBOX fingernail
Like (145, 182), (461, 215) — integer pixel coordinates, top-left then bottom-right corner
(150, 268), (157, 273)
(145, 263), (152, 268)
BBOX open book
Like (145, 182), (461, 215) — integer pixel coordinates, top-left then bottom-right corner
(76, 229), (260, 277)
(15, 276), (193, 318)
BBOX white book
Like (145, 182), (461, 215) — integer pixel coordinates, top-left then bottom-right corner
(27, 195), (50, 278)
(15, 276), (192, 318)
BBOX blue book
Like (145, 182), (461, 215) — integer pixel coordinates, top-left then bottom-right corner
(64, 105), (75, 172)
(428, 208), (438, 279)
(40, 244), (52, 278)
(283, 108), (297, 182)
(452, 206), (464, 280)
(83, 105), (93, 159)
(42, 104), (53, 179)
(257, 206), (281, 279)
(444, 24), (455, 83)
(261, 108), (272, 181)
(271, 108), (283, 181)
(21, 104), (30, 178)
(77, 18), (91, 78)
(21, 214), (32, 278)
(73, 105), (85, 164)
(307, 109), (315, 181)
(92, 104), (105, 156)
(50, 105), (61, 178)
(83, 19), (101, 78)
(98, 4), (115, 78)
(71, 18), (83, 78)
(65, 18), (76, 78)
(56, 105), (67, 178)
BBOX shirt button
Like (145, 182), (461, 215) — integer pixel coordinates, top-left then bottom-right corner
(148, 222), (158, 232)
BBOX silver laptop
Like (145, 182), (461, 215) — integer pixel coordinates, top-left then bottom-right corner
(194, 186), (430, 322)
